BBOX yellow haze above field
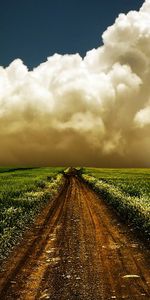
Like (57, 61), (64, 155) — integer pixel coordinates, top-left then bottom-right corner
(0, 0), (150, 166)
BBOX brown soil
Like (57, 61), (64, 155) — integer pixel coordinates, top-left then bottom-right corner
(0, 174), (150, 300)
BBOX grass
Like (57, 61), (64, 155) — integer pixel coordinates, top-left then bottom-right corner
(82, 168), (150, 240)
(0, 167), (64, 260)
(1, 166), (149, 260)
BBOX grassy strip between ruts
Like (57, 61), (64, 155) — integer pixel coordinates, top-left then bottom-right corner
(0, 167), (64, 261)
(82, 173), (150, 240)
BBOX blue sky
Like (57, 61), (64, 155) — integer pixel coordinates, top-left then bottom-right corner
(0, 0), (143, 69)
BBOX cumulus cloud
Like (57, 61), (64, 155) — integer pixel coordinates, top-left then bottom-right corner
(0, 0), (150, 167)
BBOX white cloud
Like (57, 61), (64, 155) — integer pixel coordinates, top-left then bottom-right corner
(0, 0), (150, 166)
(134, 105), (150, 127)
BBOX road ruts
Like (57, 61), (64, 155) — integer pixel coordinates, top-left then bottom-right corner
(0, 175), (150, 300)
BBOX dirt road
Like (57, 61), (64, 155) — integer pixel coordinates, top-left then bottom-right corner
(0, 174), (150, 299)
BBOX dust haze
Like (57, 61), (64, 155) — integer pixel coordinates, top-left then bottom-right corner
(0, 0), (150, 167)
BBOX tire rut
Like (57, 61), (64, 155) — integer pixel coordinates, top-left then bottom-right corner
(0, 175), (149, 300)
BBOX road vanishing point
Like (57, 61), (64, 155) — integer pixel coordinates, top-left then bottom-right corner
(0, 170), (150, 299)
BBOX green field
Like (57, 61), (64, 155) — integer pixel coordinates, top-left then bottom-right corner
(82, 168), (150, 239)
(0, 167), (149, 261)
(0, 167), (64, 260)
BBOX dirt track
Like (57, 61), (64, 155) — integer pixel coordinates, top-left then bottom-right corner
(0, 174), (150, 300)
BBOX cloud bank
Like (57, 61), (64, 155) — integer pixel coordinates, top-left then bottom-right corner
(0, 0), (150, 167)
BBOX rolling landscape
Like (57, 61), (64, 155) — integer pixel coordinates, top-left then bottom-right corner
(0, 0), (150, 299)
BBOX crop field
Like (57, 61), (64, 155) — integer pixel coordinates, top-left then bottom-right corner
(0, 167), (64, 260)
(0, 168), (150, 299)
(82, 168), (150, 239)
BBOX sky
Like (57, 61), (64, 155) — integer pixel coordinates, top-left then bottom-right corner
(0, 0), (144, 69)
(0, 0), (150, 167)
